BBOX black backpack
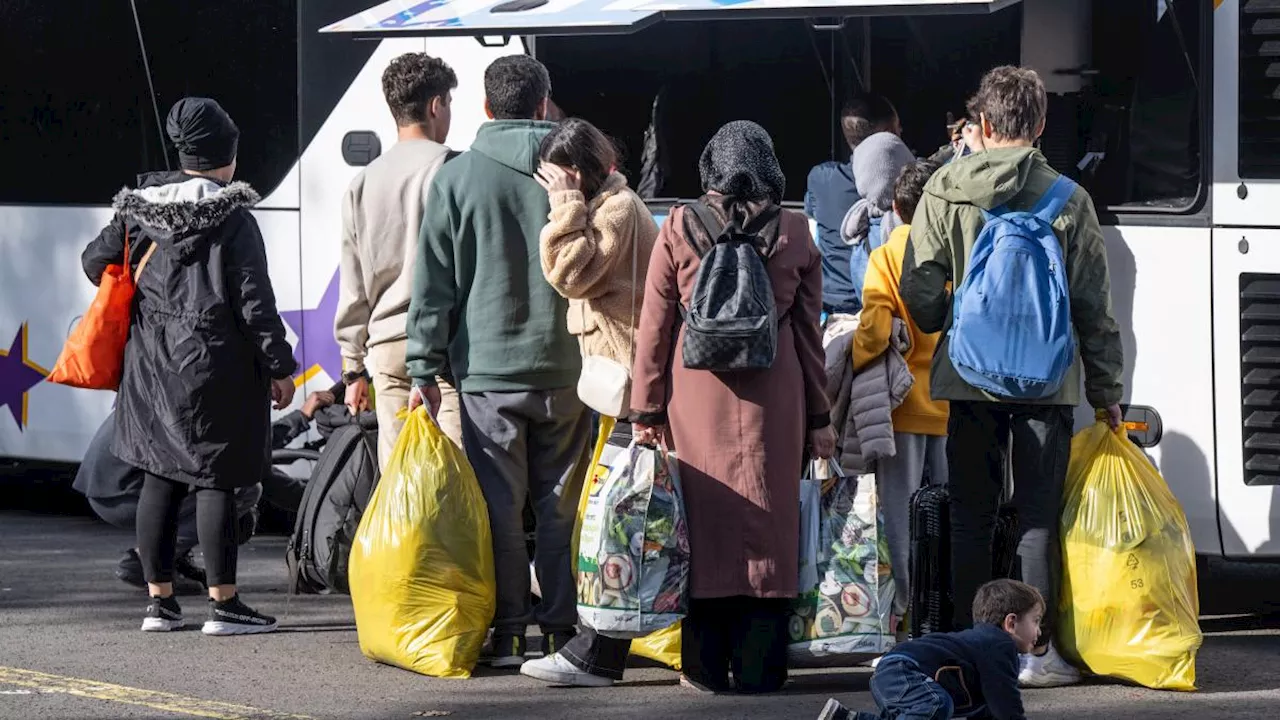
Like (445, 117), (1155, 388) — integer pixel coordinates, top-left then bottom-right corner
(285, 411), (380, 595)
(679, 203), (779, 371)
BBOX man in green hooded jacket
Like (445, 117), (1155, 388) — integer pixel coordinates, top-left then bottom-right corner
(406, 55), (590, 670)
(900, 65), (1124, 690)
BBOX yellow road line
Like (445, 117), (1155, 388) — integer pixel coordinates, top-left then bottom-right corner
(0, 666), (313, 720)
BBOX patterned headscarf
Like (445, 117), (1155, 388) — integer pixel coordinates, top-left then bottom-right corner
(687, 121), (785, 257)
(698, 120), (786, 202)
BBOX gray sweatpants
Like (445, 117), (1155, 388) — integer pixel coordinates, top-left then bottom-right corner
(877, 432), (949, 620)
(460, 388), (591, 636)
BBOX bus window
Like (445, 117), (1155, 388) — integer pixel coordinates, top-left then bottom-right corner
(537, 11), (1022, 204)
(132, 0), (300, 199)
(0, 2), (162, 205)
(1081, 0), (1204, 212)
(1239, 0), (1280, 180)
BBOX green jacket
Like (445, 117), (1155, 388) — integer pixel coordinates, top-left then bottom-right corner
(406, 120), (581, 393)
(900, 147), (1123, 408)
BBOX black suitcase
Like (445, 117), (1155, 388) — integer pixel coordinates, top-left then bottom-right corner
(908, 482), (952, 639)
(908, 451), (1021, 638)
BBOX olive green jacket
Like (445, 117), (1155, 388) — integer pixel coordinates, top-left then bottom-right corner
(900, 147), (1123, 408)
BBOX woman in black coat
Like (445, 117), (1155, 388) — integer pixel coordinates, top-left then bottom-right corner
(81, 97), (297, 636)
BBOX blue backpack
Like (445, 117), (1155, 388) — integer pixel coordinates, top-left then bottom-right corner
(947, 175), (1078, 399)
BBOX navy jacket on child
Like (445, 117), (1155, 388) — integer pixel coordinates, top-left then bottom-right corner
(885, 623), (1025, 720)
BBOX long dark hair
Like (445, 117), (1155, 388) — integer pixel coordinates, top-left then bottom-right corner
(539, 117), (619, 199)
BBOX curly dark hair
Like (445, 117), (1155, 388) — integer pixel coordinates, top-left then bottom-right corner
(381, 53), (458, 127)
(484, 55), (551, 120)
(893, 160), (939, 224)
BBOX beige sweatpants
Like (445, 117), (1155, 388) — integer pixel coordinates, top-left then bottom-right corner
(365, 340), (462, 471)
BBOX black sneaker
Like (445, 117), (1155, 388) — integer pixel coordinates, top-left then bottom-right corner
(141, 596), (185, 632)
(202, 595), (278, 636)
(117, 550), (206, 596)
(175, 552), (208, 589)
(489, 633), (526, 669)
(540, 630), (576, 657)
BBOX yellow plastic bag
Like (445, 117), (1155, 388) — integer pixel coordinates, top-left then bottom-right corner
(1058, 420), (1202, 691)
(349, 407), (495, 678)
(572, 417), (682, 671)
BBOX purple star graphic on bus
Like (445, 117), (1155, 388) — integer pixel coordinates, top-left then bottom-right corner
(280, 271), (342, 387)
(0, 323), (49, 431)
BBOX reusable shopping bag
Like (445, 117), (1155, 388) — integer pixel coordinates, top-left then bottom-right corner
(788, 469), (895, 667)
(577, 438), (689, 638)
(573, 418), (683, 669)
(48, 232), (157, 389)
(798, 461), (827, 594)
(1058, 419), (1202, 691)
(349, 407), (495, 678)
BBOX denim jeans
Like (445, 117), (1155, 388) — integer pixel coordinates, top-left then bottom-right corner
(946, 402), (1072, 643)
(855, 656), (954, 720)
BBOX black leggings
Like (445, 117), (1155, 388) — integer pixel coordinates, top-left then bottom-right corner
(137, 474), (238, 587)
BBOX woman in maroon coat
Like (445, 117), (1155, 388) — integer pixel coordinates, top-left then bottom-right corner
(631, 121), (835, 693)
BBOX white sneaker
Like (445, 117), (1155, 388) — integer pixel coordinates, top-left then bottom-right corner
(1018, 644), (1082, 688)
(519, 653), (614, 687)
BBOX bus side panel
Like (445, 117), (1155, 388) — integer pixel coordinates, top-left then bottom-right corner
(1073, 225), (1221, 557)
(1213, 228), (1280, 557)
(0, 206), (302, 464)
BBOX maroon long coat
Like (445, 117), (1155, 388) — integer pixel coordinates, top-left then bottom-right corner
(631, 206), (830, 599)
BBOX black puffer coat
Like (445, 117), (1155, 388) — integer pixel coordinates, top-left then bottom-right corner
(82, 171), (297, 489)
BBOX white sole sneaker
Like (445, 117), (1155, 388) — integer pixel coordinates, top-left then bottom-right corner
(519, 656), (614, 688)
(141, 617), (185, 632)
(490, 656), (526, 670)
(201, 620), (278, 636)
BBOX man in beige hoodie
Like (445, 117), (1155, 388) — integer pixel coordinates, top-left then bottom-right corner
(335, 52), (463, 468)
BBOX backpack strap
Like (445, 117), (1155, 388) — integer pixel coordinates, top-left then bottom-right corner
(682, 202), (724, 258)
(1031, 175), (1078, 224)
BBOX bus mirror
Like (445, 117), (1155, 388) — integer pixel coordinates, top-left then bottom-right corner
(341, 131), (381, 167)
(1122, 405), (1163, 448)
(476, 35), (512, 48)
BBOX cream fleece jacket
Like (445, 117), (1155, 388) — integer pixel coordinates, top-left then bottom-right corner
(538, 173), (658, 366)
(335, 139), (451, 373)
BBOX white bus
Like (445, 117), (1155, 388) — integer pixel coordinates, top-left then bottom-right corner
(3, 0), (1274, 562)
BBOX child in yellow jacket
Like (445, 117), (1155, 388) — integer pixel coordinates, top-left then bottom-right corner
(851, 160), (948, 632)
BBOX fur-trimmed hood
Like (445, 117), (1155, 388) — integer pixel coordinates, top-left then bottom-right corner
(113, 172), (259, 258)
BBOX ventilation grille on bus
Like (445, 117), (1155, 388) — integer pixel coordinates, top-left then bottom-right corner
(1240, 0), (1280, 178)
(1240, 273), (1280, 486)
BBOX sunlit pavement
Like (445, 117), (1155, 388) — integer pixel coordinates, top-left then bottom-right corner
(2, 509), (1278, 720)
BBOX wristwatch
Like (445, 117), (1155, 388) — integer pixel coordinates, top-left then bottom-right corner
(341, 370), (367, 386)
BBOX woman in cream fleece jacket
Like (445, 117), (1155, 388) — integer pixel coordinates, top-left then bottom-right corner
(536, 119), (658, 372)
(524, 118), (659, 689)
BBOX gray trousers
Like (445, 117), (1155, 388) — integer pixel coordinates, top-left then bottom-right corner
(877, 432), (949, 620)
(460, 388), (591, 636)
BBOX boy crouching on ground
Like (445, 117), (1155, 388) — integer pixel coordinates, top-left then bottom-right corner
(819, 579), (1042, 720)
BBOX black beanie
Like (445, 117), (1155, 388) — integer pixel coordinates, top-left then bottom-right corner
(165, 97), (240, 171)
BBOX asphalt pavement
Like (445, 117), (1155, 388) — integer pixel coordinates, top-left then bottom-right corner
(2, 509), (1279, 720)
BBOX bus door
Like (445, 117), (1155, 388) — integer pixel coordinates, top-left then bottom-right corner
(1211, 0), (1280, 556)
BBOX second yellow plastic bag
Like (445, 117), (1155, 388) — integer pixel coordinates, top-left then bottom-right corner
(349, 407), (495, 678)
(573, 417), (682, 671)
(1058, 420), (1202, 691)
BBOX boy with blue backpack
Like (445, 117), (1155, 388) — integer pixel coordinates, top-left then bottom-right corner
(900, 66), (1124, 688)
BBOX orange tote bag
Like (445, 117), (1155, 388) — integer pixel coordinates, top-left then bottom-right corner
(47, 231), (157, 390)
